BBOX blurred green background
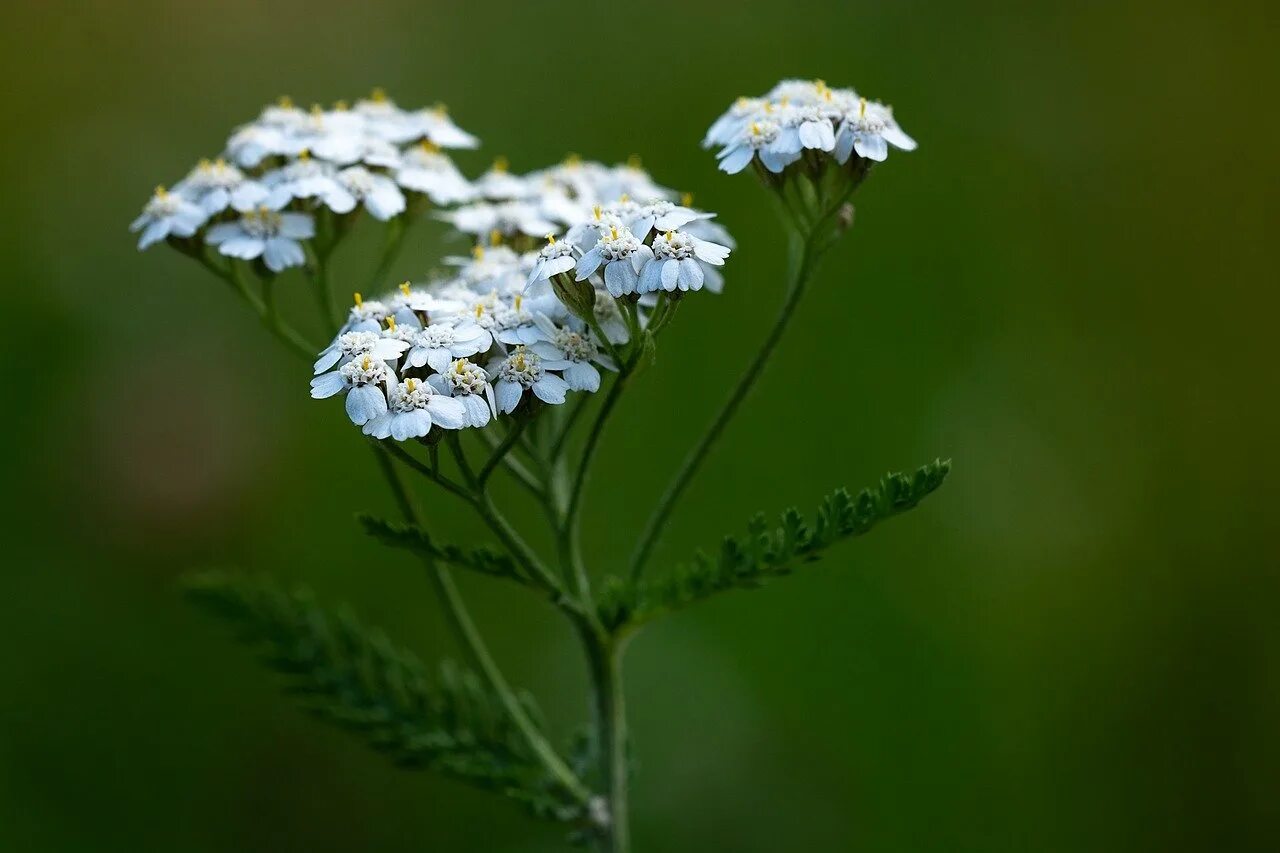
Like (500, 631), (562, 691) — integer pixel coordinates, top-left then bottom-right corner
(2, 0), (1276, 850)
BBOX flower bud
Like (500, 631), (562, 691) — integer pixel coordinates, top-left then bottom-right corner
(550, 271), (596, 323)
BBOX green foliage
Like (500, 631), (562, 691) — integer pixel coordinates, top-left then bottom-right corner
(598, 459), (951, 629)
(358, 514), (527, 586)
(184, 571), (582, 821)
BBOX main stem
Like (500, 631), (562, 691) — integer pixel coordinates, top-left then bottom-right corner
(627, 226), (820, 581)
(584, 631), (630, 853)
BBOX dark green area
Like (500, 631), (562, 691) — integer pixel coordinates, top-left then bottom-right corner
(1, 1), (1275, 851)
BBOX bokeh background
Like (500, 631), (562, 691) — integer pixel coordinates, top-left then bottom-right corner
(3, 1), (1276, 850)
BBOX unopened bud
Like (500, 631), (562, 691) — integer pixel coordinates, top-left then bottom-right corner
(837, 202), (855, 233)
(550, 272), (596, 322)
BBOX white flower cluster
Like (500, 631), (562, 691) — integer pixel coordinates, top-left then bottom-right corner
(706, 79), (916, 174)
(310, 157), (736, 441)
(309, 271), (612, 440)
(436, 155), (736, 297)
(130, 90), (478, 270)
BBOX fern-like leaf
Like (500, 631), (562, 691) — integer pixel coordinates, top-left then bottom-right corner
(599, 459), (950, 629)
(184, 571), (581, 820)
(358, 514), (528, 586)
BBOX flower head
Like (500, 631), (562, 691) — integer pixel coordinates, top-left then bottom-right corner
(638, 230), (730, 294)
(131, 186), (208, 250)
(492, 346), (568, 412)
(362, 376), (468, 440)
(204, 206), (314, 272)
(709, 80), (915, 173)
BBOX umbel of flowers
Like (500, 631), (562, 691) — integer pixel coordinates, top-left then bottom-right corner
(309, 154), (734, 442)
(133, 82), (947, 853)
(131, 89), (477, 269)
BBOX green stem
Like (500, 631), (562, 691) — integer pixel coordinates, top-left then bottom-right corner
(380, 441), (473, 502)
(479, 419), (530, 488)
(476, 427), (546, 500)
(584, 632), (630, 853)
(372, 445), (591, 805)
(627, 227), (823, 583)
(550, 392), (592, 464)
(563, 361), (633, 602)
(368, 216), (410, 292)
(305, 243), (338, 336)
(446, 435), (566, 597)
(225, 259), (316, 360)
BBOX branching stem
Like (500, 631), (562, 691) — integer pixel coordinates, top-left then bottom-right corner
(626, 173), (864, 583)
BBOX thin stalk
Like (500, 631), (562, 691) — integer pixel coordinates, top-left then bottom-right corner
(372, 445), (591, 805)
(368, 216), (410, 291)
(304, 243), (338, 336)
(227, 259), (316, 360)
(476, 427), (546, 500)
(563, 361), (634, 602)
(380, 441), (473, 502)
(479, 419), (530, 487)
(550, 392), (593, 464)
(627, 227), (822, 582)
(446, 435), (566, 597)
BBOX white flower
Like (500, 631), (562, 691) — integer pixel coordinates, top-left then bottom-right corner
(834, 98), (917, 163)
(710, 81), (917, 170)
(625, 200), (713, 240)
(204, 206), (314, 272)
(427, 358), (497, 427)
(565, 203), (630, 247)
(575, 225), (654, 298)
(472, 159), (530, 200)
(313, 329), (410, 374)
(395, 142), (475, 203)
(489, 293), (560, 346)
(225, 125), (287, 168)
(443, 244), (525, 292)
(492, 346), (569, 412)
(387, 281), (465, 325)
(792, 104), (839, 151)
(172, 159), (265, 216)
(309, 353), (393, 425)
(703, 96), (767, 148)
(525, 237), (578, 291)
(336, 166), (406, 220)
(439, 202), (558, 239)
(262, 154), (355, 212)
(716, 119), (801, 175)
(363, 376), (468, 440)
(131, 186), (208, 250)
(529, 315), (614, 393)
(292, 106), (367, 164)
(411, 105), (480, 149)
(342, 293), (391, 332)
(637, 231), (730, 293)
(406, 321), (493, 372)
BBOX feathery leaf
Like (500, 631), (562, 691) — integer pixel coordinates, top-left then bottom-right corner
(598, 459), (951, 629)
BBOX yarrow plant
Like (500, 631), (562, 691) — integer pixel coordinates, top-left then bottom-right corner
(137, 82), (948, 851)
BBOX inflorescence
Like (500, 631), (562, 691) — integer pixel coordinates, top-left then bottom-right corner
(130, 89), (478, 268)
(706, 78), (916, 174)
(133, 78), (918, 446)
(310, 155), (734, 440)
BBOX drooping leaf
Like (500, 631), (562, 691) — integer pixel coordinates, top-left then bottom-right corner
(599, 459), (951, 629)
(184, 571), (582, 821)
